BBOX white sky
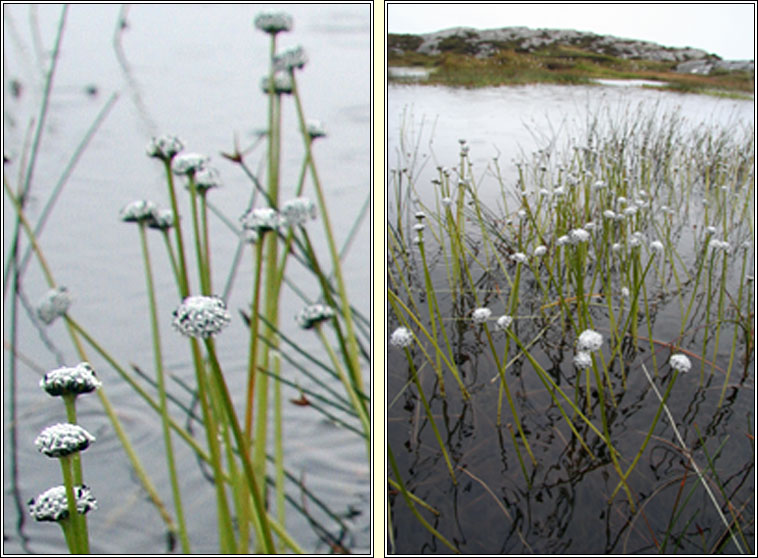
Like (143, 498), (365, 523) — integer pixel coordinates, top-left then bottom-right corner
(387, 2), (757, 61)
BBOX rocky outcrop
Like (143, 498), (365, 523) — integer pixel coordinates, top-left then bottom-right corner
(390, 26), (754, 74)
(675, 59), (754, 75)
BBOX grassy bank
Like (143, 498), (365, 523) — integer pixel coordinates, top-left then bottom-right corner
(388, 34), (754, 97)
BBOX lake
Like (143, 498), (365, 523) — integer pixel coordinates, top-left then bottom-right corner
(387, 82), (754, 554)
(3, 4), (370, 554)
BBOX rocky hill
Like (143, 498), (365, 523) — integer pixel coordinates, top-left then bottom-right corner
(389, 26), (754, 75)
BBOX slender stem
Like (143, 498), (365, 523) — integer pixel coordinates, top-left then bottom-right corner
(245, 237), (266, 437)
(138, 223), (190, 553)
(291, 74), (364, 395)
(162, 159), (191, 297)
(59, 455), (86, 554)
(187, 174), (209, 295)
(204, 338), (277, 553)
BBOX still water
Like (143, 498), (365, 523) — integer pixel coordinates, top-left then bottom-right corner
(3, 4), (370, 554)
(388, 82), (754, 206)
(387, 82), (754, 554)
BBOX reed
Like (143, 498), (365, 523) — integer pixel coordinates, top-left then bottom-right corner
(388, 100), (754, 553)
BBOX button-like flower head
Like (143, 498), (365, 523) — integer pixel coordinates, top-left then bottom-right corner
(472, 307), (492, 324)
(194, 167), (222, 192)
(306, 119), (327, 140)
(146, 135), (184, 162)
(573, 351), (592, 369)
(577, 329), (603, 352)
(296, 304), (335, 329)
(261, 71), (294, 95)
(281, 197), (317, 227)
(172, 295), (231, 339)
(37, 287), (72, 325)
(40, 363), (101, 397)
(669, 353), (692, 373)
(274, 45), (308, 72)
(171, 153), (209, 176)
(28, 485), (97, 522)
(35, 423), (95, 458)
(241, 207), (282, 233)
(254, 12), (293, 34)
(390, 327), (413, 348)
(120, 200), (157, 223)
(147, 209), (174, 231)
(495, 315), (513, 330)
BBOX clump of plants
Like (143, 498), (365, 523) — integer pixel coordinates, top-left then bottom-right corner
(388, 103), (754, 554)
(5, 7), (369, 554)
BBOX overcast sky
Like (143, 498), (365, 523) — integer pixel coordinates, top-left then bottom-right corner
(387, 2), (756, 61)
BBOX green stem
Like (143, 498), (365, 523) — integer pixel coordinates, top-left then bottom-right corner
(245, 236), (266, 436)
(59, 455), (86, 554)
(162, 159), (191, 297)
(291, 74), (364, 395)
(138, 223), (190, 553)
(204, 338), (277, 553)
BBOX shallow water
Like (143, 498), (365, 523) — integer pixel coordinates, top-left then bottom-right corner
(3, 4), (370, 554)
(387, 83), (754, 554)
(388, 83), (754, 207)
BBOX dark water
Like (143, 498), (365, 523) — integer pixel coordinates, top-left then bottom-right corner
(3, 4), (370, 554)
(387, 84), (754, 554)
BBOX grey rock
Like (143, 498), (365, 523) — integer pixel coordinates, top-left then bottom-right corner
(400, 26), (718, 63)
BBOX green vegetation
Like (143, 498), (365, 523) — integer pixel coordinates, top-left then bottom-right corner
(388, 33), (754, 95)
(388, 103), (754, 554)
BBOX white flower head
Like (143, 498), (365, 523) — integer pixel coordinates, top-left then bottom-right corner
(510, 252), (528, 264)
(120, 200), (157, 223)
(171, 153), (209, 176)
(390, 327), (413, 348)
(705, 226), (717, 236)
(37, 287), (72, 325)
(413, 223), (425, 233)
(306, 119), (327, 140)
(241, 207), (282, 232)
(611, 242), (622, 253)
(495, 315), (513, 330)
(621, 287), (630, 298)
(147, 209), (174, 231)
(650, 240), (664, 254)
(40, 363), (101, 397)
(577, 329), (603, 352)
(557, 235), (569, 246)
(669, 353), (692, 373)
(573, 351), (592, 369)
(261, 71), (294, 95)
(146, 135), (184, 161)
(441, 197), (452, 207)
(533, 245), (547, 257)
(35, 423), (95, 458)
(194, 167), (222, 192)
(709, 239), (731, 253)
(569, 228), (590, 244)
(274, 45), (308, 72)
(28, 485), (97, 522)
(472, 307), (492, 324)
(281, 197), (317, 227)
(172, 295), (231, 339)
(604, 209), (618, 220)
(296, 304), (335, 330)
(254, 12), (293, 34)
